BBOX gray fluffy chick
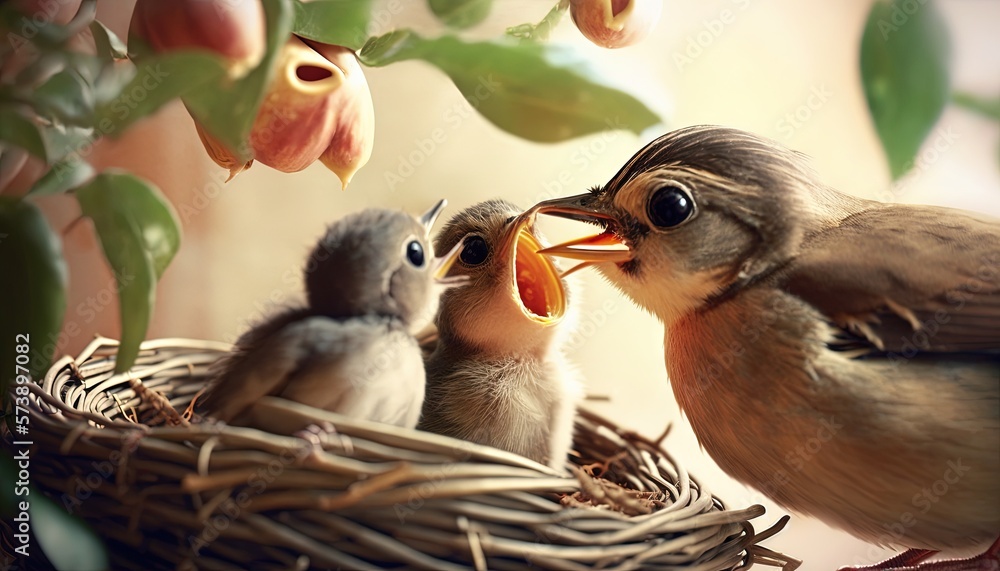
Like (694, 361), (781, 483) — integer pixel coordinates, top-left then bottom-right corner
(202, 200), (463, 427)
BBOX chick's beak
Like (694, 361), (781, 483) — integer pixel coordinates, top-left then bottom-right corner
(420, 198), (467, 287)
(433, 239), (467, 287)
(531, 194), (633, 273)
(499, 210), (567, 325)
(420, 198), (448, 236)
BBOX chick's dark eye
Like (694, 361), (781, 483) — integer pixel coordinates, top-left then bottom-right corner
(406, 240), (425, 267)
(460, 235), (489, 266)
(647, 184), (695, 228)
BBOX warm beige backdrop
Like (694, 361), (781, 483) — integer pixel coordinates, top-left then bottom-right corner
(44, 0), (1000, 567)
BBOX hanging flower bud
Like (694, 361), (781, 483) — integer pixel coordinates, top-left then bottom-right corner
(193, 120), (252, 181)
(248, 36), (343, 173)
(569, 0), (662, 49)
(304, 40), (375, 189)
(130, 0), (265, 76)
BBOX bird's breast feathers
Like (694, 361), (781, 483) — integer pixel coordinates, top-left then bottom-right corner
(665, 286), (999, 551)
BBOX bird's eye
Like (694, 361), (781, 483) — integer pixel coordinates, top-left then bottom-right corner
(405, 240), (425, 267)
(460, 235), (489, 266)
(647, 184), (695, 229)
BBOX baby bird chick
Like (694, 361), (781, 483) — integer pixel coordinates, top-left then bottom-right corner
(202, 200), (462, 427)
(419, 199), (583, 470)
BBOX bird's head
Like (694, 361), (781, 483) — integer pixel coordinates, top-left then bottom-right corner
(536, 125), (823, 326)
(305, 199), (463, 333)
(434, 199), (569, 356)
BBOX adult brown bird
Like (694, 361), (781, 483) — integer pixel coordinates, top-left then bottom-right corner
(532, 126), (1000, 569)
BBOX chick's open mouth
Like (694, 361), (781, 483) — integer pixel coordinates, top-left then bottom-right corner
(511, 226), (566, 324)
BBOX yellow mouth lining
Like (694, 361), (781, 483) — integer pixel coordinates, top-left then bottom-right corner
(512, 228), (566, 324)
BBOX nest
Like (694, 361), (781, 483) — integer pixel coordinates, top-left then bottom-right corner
(3, 337), (799, 570)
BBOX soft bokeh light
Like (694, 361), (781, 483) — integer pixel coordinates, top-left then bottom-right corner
(50, 1), (1000, 567)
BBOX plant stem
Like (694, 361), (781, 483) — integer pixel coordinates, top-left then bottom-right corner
(952, 91), (1000, 121)
(506, 0), (570, 43)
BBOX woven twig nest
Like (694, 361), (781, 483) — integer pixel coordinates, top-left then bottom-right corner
(6, 337), (798, 570)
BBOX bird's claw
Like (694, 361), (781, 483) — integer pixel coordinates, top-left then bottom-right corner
(294, 421), (338, 450)
(839, 538), (1000, 571)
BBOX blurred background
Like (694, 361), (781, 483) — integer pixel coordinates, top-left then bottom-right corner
(39, 0), (1000, 566)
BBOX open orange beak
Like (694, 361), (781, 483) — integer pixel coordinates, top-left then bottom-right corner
(498, 210), (567, 325)
(530, 194), (633, 277)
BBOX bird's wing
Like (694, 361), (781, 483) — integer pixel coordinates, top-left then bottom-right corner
(782, 204), (1000, 355)
(201, 312), (360, 422)
(275, 320), (424, 426)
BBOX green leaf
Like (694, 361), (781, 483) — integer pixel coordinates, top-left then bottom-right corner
(358, 30), (410, 62)
(94, 51), (229, 137)
(429, 0), (492, 30)
(27, 157), (95, 196)
(76, 172), (181, 373)
(15, 52), (69, 89)
(0, 453), (18, 513)
(31, 489), (110, 571)
(359, 32), (662, 142)
(39, 123), (95, 164)
(952, 92), (1000, 122)
(292, 0), (371, 50)
(0, 198), (67, 393)
(861, 0), (950, 180)
(90, 20), (128, 61)
(1, 455), (109, 571)
(0, 108), (48, 160)
(185, 0), (296, 160)
(0, 0), (97, 49)
(33, 69), (95, 126)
